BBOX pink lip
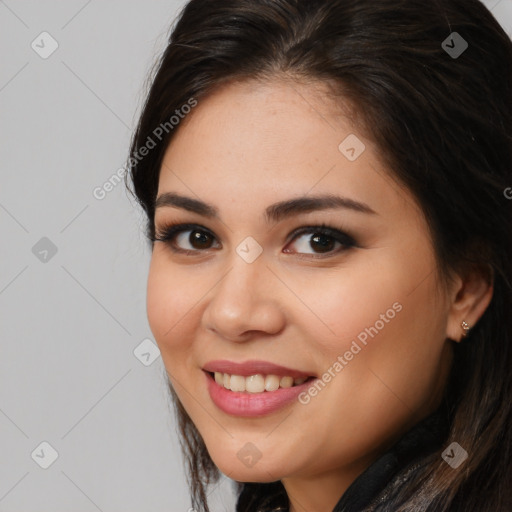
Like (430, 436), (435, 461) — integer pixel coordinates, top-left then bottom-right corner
(202, 359), (314, 378)
(204, 371), (316, 417)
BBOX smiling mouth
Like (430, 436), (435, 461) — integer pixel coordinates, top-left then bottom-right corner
(207, 371), (315, 393)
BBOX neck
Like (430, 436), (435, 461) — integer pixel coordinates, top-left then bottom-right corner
(282, 454), (377, 512)
(283, 406), (447, 512)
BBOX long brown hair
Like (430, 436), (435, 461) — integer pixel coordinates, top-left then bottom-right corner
(126, 0), (512, 510)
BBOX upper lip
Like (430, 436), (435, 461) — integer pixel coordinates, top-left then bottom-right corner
(202, 359), (315, 378)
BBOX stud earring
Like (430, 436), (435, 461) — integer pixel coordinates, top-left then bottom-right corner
(461, 320), (471, 338)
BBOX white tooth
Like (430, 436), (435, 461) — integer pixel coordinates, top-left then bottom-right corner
(265, 374), (280, 391)
(246, 374), (265, 393)
(280, 376), (294, 388)
(216, 372), (303, 392)
(230, 375), (246, 392)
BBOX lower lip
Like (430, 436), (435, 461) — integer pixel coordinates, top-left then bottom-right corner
(204, 371), (316, 417)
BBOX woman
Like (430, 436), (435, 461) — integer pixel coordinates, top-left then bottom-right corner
(126, 0), (512, 510)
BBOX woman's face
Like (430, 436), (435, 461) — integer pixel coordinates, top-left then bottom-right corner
(147, 78), (456, 485)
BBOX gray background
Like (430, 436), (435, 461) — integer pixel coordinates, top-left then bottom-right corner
(0, 1), (510, 511)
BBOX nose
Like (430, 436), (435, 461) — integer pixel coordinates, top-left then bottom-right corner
(201, 253), (286, 342)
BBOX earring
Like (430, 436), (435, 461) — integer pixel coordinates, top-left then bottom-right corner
(461, 320), (471, 338)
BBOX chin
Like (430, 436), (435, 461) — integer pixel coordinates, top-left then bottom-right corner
(205, 444), (289, 483)
(215, 461), (284, 483)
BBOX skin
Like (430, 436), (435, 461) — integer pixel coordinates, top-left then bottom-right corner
(146, 78), (493, 512)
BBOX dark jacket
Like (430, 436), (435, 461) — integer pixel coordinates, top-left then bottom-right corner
(236, 407), (449, 512)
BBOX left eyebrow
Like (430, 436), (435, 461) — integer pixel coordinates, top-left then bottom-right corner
(154, 192), (377, 223)
(264, 194), (377, 224)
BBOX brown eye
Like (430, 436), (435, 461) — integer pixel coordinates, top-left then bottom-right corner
(152, 223), (221, 253)
(186, 230), (215, 249)
(309, 233), (336, 253)
(284, 225), (356, 257)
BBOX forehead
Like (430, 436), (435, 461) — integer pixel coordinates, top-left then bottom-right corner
(156, 78), (416, 223)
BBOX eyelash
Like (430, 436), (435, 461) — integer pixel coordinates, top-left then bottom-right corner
(151, 222), (357, 258)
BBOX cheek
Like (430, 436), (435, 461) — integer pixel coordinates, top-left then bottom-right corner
(300, 249), (447, 400)
(297, 256), (414, 354)
(146, 254), (198, 353)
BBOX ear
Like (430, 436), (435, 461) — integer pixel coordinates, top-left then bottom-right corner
(446, 264), (494, 342)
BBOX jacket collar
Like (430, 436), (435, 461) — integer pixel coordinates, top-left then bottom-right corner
(333, 406), (449, 511)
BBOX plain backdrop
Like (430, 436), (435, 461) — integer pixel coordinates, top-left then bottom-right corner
(0, 1), (511, 511)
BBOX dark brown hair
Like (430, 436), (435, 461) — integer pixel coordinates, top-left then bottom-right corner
(126, 0), (512, 510)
